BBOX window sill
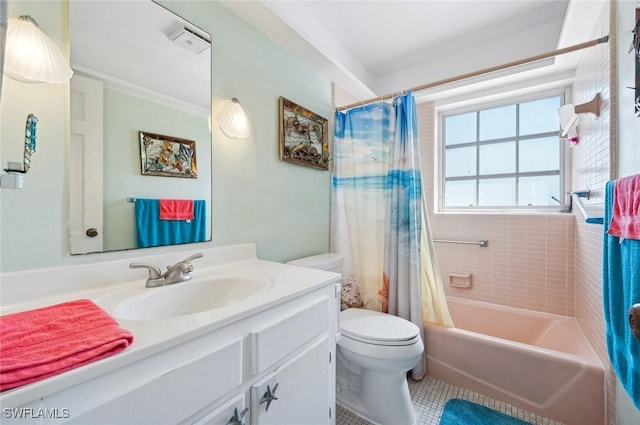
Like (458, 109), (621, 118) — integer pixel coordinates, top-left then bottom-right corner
(433, 209), (575, 218)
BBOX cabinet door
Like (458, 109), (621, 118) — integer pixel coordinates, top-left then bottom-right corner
(251, 336), (331, 425)
(190, 394), (247, 425)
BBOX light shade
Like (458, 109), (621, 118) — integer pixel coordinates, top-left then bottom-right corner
(4, 15), (73, 84)
(216, 98), (251, 139)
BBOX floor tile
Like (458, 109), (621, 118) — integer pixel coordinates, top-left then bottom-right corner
(335, 376), (564, 425)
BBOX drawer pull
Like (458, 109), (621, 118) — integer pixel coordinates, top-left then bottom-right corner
(226, 407), (249, 425)
(260, 383), (279, 412)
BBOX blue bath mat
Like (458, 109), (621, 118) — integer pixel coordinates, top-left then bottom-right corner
(439, 399), (531, 425)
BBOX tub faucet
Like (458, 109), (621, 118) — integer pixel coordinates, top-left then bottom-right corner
(550, 195), (571, 213)
(129, 253), (203, 287)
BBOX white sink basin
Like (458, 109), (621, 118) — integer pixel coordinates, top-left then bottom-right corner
(114, 275), (273, 320)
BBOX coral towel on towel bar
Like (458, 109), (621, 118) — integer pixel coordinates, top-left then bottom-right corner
(608, 174), (640, 240)
(0, 299), (133, 391)
(159, 199), (195, 220)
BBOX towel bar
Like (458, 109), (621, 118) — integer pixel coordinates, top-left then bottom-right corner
(571, 189), (604, 224)
(433, 239), (488, 247)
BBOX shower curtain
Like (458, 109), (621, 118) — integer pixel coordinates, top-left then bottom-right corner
(331, 92), (451, 380)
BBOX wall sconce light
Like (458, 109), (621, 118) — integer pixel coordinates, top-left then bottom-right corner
(4, 15), (73, 84)
(216, 98), (251, 139)
(557, 93), (601, 145)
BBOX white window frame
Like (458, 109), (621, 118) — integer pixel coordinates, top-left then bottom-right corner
(437, 88), (570, 213)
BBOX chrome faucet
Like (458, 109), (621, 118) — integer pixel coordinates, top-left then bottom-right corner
(130, 253), (203, 287)
(162, 253), (203, 285)
(551, 194), (572, 213)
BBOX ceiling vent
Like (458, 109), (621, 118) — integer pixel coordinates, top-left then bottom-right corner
(166, 23), (210, 54)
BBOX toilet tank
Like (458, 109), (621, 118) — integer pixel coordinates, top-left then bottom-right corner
(286, 253), (344, 274)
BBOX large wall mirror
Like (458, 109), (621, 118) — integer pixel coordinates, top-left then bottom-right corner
(69, 0), (212, 255)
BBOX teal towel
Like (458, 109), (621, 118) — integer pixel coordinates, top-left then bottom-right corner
(134, 199), (207, 248)
(603, 180), (640, 408)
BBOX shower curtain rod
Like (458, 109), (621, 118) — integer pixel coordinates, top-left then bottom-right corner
(336, 35), (609, 111)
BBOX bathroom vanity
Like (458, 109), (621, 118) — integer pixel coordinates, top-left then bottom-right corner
(0, 244), (340, 425)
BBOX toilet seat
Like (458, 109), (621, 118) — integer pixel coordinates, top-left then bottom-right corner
(340, 308), (420, 347)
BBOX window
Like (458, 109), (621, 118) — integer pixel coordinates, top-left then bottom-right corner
(441, 94), (564, 210)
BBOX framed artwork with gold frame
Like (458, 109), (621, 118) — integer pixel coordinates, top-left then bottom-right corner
(278, 97), (329, 170)
(139, 131), (197, 178)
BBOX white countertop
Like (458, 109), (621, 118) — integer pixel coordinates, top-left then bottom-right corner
(0, 244), (340, 408)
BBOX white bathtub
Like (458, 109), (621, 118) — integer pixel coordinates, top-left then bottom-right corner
(425, 297), (605, 425)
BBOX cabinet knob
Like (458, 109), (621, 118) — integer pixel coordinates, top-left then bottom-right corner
(260, 383), (279, 412)
(86, 228), (99, 237)
(226, 407), (248, 425)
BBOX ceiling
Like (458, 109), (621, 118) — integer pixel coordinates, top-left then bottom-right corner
(221, 0), (608, 106)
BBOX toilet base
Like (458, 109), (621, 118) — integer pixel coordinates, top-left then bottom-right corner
(336, 370), (416, 425)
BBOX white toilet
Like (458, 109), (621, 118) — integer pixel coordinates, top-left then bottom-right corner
(287, 253), (423, 425)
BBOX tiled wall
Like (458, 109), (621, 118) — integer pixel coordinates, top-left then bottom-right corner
(417, 101), (577, 317)
(437, 214), (576, 314)
(571, 0), (612, 362)
(571, 1), (615, 424)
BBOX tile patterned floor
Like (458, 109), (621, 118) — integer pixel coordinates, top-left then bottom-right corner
(335, 376), (564, 425)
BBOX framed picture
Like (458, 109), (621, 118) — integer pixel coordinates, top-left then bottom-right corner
(139, 131), (197, 178)
(279, 97), (329, 170)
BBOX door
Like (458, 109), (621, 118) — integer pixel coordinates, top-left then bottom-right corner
(69, 75), (103, 254)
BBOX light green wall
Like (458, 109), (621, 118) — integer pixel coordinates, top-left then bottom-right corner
(0, 0), (332, 272)
(102, 88), (212, 251)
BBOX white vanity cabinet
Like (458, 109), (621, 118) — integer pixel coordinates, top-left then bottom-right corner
(4, 280), (339, 425)
(190, 291), (338, 425)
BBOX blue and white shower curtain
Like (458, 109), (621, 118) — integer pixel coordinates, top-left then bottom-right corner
(331, 92), (426, 379)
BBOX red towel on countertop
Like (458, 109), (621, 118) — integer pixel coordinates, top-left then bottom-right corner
(608, 174), (640, 240)
(0, 299), (133, 391)
(159, 199), (194, 220)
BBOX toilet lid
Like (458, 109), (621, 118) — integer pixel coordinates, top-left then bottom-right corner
(340, 308), (420, 346)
